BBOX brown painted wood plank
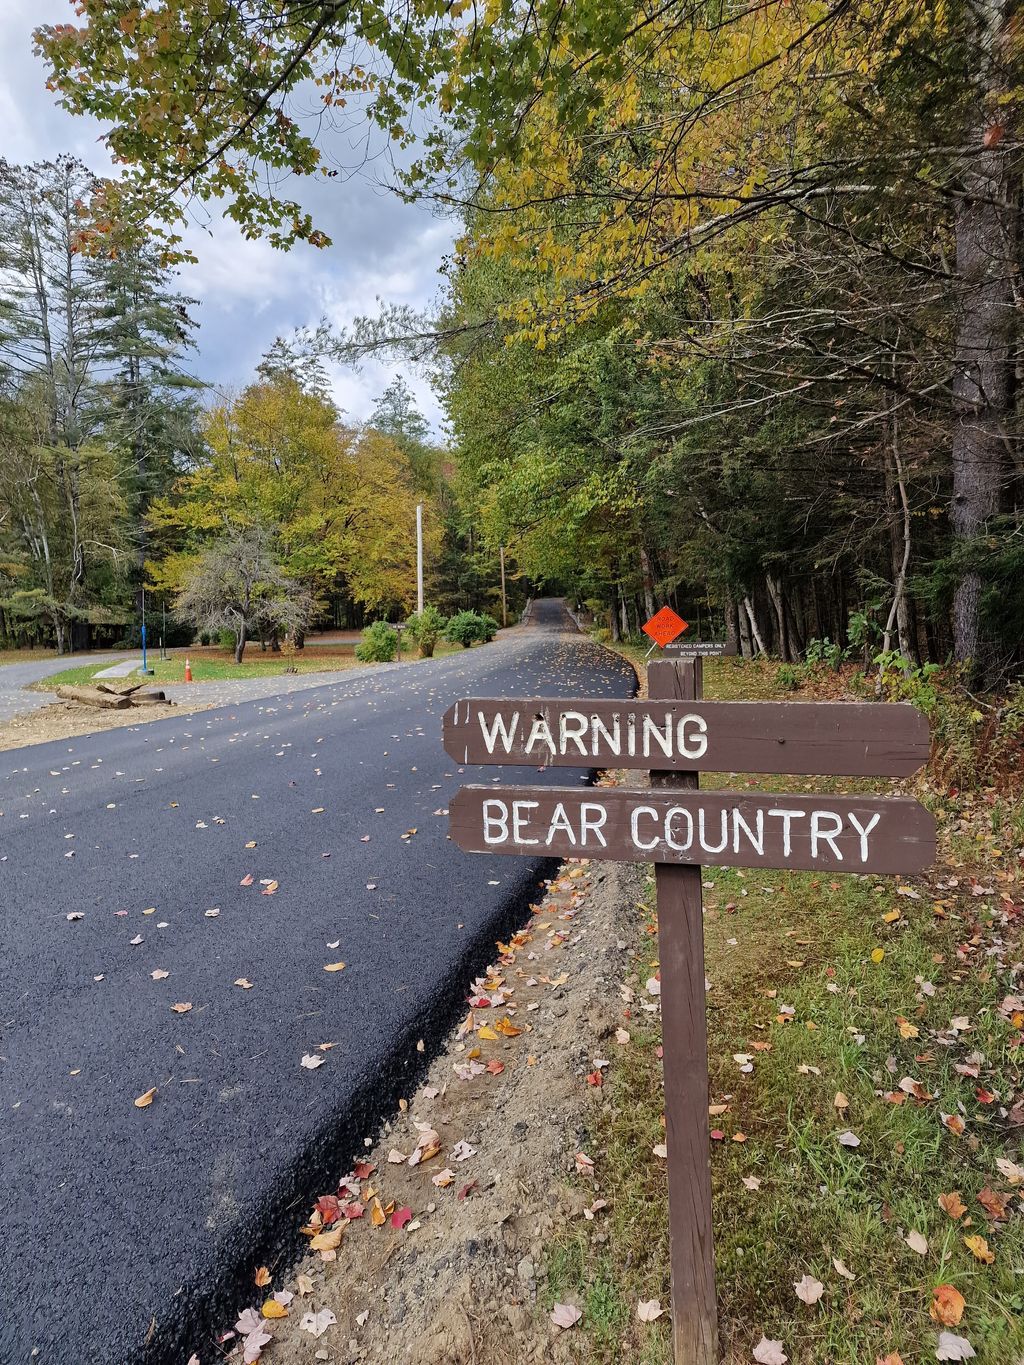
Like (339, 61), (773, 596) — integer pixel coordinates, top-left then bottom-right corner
(442, 698), (929, 776)
(448, 784), (936, 875)
(649, 658), (718, 1365)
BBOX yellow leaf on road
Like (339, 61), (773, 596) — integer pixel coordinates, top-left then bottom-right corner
(323, 962), (346, 972)
(134, 1087), (157, 1109)
(476, 1025), (499, 1041)
(261, 1298), (288, 1319)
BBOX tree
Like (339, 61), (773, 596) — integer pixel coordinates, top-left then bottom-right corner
(175, 527), (311, 663)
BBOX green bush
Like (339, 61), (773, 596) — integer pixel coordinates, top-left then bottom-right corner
(445, 610), (486, 648)
(478, 613), (499, 643)
(355, 620), (398, 663)
(591, 626), (612, 644)
(776, 662), (805, 691)
(217, 628), (236, 652)
(405, 605), (447, 658)
(805, 636), (847, 670)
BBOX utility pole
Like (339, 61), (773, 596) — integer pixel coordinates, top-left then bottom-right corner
(416, 502), (424, 614)
(499, 545), (507, 627)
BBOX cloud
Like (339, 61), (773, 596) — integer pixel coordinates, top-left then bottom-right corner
(8, 0), (456, 434)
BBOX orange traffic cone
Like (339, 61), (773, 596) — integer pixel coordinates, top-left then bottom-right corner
(184, 656), (192, 682)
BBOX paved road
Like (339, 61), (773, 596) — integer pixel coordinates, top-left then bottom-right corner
(0, 600), (634, 1364)
(0, 651), (133, 723)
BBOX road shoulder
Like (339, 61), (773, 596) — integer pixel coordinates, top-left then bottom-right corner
(217, 853), (643, 1365)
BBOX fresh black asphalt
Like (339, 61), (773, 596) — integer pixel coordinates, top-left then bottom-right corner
(0, 600), (635, 1364)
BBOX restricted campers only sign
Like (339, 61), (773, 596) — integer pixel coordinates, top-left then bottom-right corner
(443, 647), (935, 1365)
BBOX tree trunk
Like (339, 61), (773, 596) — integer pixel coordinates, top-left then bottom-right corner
(619, 587), (629, 640)
(235, 622), (247, 664)
(724, 599), (740, 655)
(743, 596), (768, 657)
(951, 3), (1016, 670)
(765, 575), (790, 660)
(737, 599), (752, 658)
(609, 603), (621, 643)
(639, 544), (657, 620)
(882, 429), (914, 669)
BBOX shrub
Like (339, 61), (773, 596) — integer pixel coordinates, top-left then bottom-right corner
(478, 613), (499, 643)
(591, 626), (612, 644)
(405, 605), (447, 658)
(805, 636), (847, 670)
(217, 628), (236, 652)
(355, 620), (398, 663)
(445, 610), (486, 648)
(776, 662), (805, 691)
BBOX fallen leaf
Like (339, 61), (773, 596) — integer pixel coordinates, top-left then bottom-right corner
(133, 1087), (157, 1109)
(896, 1016), (920, 1040)
(794, 1274), (824, 1305)
(905, 1229), (928, 1255)
(834, 1092), (849, 1111)
(939, 1192), (967, 1219)
(930, 1285), (966, 1327)
(832, 1257), (855, 1281)
(301, 1054), (325, 1070)
(935, 1331), (975, 1360)
(871, 948), (885, 964)
(390, 1206), (413, 1230)
(977, 1187), (1011, 1220)
(753, 1338), (788, 1365)
(743, 1175), (762, 1191)
(637, 1299), (664, 1322)
(235, 978), (253, 990)
(550, 1303), (582, 1330)
(309, 1227), (342, 1252)
(323, 962), (346, 973)
(255, 1266), (271, 1287)
(171, 1002), (192, 1014)
(837, 1130), (860, 1148)
(240, 874), (254, 887)
(963, 1234), (994, 1264)
(996, 1158), (1024, 1186)
(652, 1143), (668, 1159)
(261, 1298), (288, 1320)
(299, 1308), (337, 1338)
(150, 969), (169, 981)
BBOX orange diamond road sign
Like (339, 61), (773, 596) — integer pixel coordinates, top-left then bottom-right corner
(642, 606), (688, 647)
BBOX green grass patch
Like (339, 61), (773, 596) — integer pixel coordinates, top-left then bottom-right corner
(36, 641), (464, 690)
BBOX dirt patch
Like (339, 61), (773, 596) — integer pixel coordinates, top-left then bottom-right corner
(0, 697), (208, 751)
(218, 855), (644, 1365)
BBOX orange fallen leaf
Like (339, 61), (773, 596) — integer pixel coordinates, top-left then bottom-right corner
(929, 1284), (965, 1326)
(171, 1002), (192, 1014)
(255, 1266), (271, 1287)
(943, 1113), (966, 1136)
(370, 1197), (386, 1227)
(896, 1016), (919, 1040)
(310, 1227), (343, 1252)
(939, 1192), (967, 1219)
(494, 1017), (522, 1037)
(134, 1087), (157, 1109)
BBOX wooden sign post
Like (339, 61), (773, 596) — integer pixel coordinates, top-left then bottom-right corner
(443, 649), (934, 1365)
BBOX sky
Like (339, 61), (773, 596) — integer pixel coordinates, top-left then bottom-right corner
(2, 0), (456, 433)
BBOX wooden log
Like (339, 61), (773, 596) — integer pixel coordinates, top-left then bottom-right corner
(55, 685), (131, 710)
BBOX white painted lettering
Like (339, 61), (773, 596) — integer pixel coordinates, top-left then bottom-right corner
(643, 714), (674, 759)
(810, 810), (844, 861)
(482, 799), (509, 845)
(591, 713), (621, 757)
(559, 710), (588, 756)
(698, 808), (729, 853)
(479, 710), (519, 755)
(579, 802), (609, 848)
(677, 713), (709, 760)
(847, 811), (881, 862)
(732, 808), (764, 856)
(512, 800), (539, 844)
(767, 808), (806, 857)
(664, 807), (694, 852)
(524, 716), (556, 756)
(546, 803), (576, 846)
(630, 805), (660, 850)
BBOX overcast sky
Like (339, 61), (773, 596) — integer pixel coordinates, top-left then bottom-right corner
(3, 0), (456, 433)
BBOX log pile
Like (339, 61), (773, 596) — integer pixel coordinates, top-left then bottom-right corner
(54, 681), (172, 710)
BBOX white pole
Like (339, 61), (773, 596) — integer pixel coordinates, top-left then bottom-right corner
(416, 502), (424, 614)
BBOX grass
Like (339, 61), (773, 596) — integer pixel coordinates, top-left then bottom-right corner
(549, 650), (1024, 1364)
(35, 641), (466, 689)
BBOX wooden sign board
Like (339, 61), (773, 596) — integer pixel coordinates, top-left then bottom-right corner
(450, 785), (936, 875)
(444, 648), (933, 1365)
(662, 639), (736, 657)
(442, 698), (930, 776)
